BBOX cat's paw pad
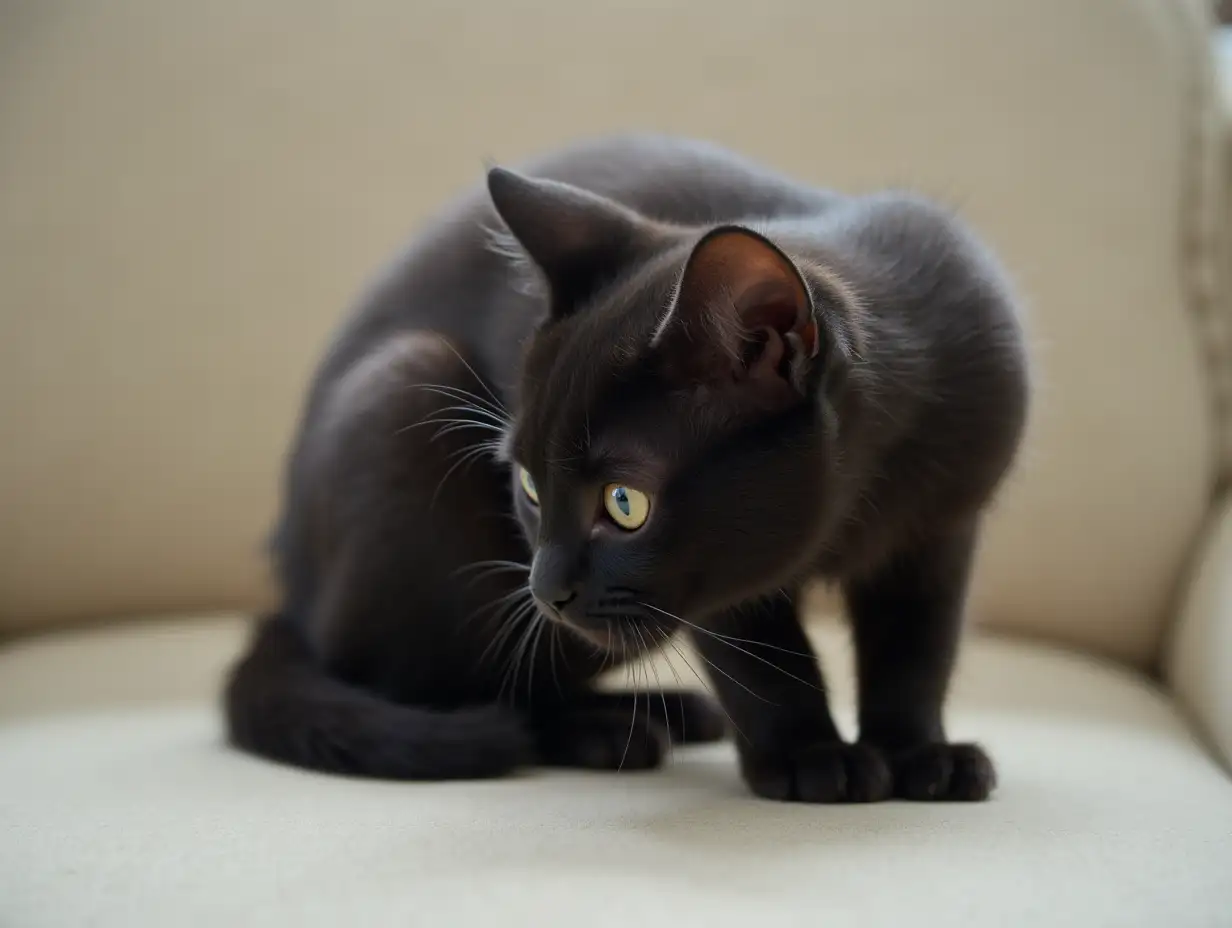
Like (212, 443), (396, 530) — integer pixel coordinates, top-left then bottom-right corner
(890, 742), (996, 802)
(536, 710), (667, 771)
(740, 741), (892, 803)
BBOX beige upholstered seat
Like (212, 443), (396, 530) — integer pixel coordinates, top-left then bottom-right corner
(2, 616), (1231, 925)
(2, 1), (1230, 924)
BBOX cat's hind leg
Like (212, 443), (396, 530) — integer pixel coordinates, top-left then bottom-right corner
(236, 329), (722, 778)
(228, 331), (583, 778)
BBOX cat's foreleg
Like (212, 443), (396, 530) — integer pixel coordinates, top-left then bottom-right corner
(843, 518), (997, 801)
(690, 590), (892, 803)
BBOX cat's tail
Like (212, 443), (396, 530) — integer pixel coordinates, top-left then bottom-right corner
(223, 614), (532, 779)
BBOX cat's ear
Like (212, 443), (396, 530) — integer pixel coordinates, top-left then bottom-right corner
(652, 226), (820, 395)
(487, 167), (651, 313)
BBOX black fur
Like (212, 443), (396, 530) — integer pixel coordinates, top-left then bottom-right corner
(224, 135), (1028, 801)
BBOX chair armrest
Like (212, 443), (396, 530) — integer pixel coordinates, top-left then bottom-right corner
(1221, 31), (1232, 342)
(1162, 27), (1232, 774)
(1166, 490), (1232, 772)
(1224, 36), (1232, 381)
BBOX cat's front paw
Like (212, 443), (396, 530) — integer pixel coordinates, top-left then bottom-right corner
(739, 741), (892, 803)
(887, 742), (996, 801)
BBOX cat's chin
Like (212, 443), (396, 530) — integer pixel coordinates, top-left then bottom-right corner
(541, 610), (658, 656)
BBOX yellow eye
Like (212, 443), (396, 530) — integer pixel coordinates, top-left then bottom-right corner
(519, 467), (539, 504)
(603, 485), (650, 530)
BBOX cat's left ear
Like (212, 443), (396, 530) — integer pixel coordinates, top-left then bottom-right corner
(487, 167), (653, 313)
(652, 226), (820, 396)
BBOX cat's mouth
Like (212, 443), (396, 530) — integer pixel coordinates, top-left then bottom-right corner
(534, 601), (620, 651)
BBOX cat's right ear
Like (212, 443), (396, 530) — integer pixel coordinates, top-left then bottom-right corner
(486, 168), (652, 313)
(651, 226), (823, 401)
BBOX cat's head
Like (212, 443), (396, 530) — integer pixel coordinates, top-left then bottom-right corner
(488, 168), (859, 649)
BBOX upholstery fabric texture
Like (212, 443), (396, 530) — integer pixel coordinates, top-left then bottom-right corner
(1167, 491), (1232, 769)
(2, 616), (1231, 927)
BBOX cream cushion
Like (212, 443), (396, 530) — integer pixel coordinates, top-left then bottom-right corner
(2, 617), (1231, 926)
(1168, 493), (1232, 769)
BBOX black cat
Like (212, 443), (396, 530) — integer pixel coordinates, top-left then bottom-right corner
(225, 135), (1029, 802)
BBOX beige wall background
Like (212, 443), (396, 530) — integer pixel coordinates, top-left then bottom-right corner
(0, 0), (1225, 669)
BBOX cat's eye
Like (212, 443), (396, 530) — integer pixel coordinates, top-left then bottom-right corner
(519, 467), (539, 505)
(603, 484), (650, 530)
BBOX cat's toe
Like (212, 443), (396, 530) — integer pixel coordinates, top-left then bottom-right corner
(890, 742), (996, 801)
(536, 710), (667, 771)
(834, 742), (894, 802)
(741, 741), (892, 803)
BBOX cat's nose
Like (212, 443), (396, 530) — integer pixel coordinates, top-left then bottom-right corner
(530, 573), (578, 612)
(529, 547), (581, 614)
(543, 589), (577, 612)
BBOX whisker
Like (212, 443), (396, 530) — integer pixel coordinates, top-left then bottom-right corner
(644, 600), (814, 709)
(652, 626), (689, 742)
(474, 584), (534, 624)
(668, 641), (747, 745)
(409, 401), (511, 433)
(438, 423), (505, 448)
(690, 647), (777, 706)
(500, 606), (543, 706)
(543, 448), (581, 469)
(483, 584), (531, 626)
(427, 401), (510, 426)
(449, 437), (505, 461)
(641, 625), (673, 759)
(599, 623), (619, 675)
(640, 602), (818, 662)
(639, 632), (653, 757)
(444, 444), (499, 476)
(428, 420), (509, 441)
(641, 634), (652, 756)
(455, 557), (527, 571)
(524, 615), (549, 708)
(483, 596), (537, 681)
(691, 630), (823, 695)
(548, 623), (562, 696)
(427, 438), (502, 510)
(452, 559), (529, 579)
(394, 414), (506, 439)
(618, 626), (637, 772)
(455, 558), (529, 572)
(479, 598), (527, 668)
(465, 566), (528, 587)
(412, 378), (506, 407)
(432, 343), (510, 414)
(409, 383), (509, 419)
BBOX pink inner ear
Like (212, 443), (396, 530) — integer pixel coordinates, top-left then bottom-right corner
(740, 292), (818, 361)
(661, 226), (816, 386)
(748, 326), (787, 381)
(743, 297), (801, 336)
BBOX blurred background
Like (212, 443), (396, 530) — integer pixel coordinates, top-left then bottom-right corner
(1, 1), (1227, 661)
